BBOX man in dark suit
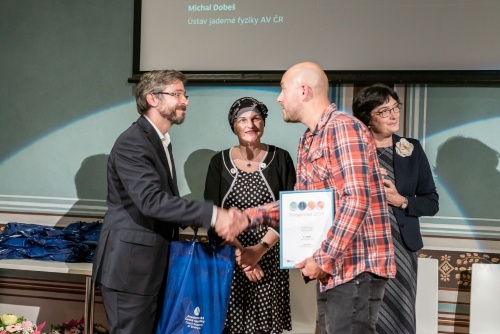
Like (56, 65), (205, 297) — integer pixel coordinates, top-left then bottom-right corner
(92, 70), (248, 334)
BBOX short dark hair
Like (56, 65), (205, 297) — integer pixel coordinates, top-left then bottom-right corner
(135, 70), (187, 115)
(352, 83), (400, 126)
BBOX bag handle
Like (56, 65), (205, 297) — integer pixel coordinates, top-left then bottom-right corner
(189, 227), (225, 251)
(191, 227), (198, 242)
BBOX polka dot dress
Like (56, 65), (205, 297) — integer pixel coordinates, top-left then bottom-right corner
(224, 170), (292, 334)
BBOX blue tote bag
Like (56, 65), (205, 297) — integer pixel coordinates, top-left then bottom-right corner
(155, 232), (235, 334)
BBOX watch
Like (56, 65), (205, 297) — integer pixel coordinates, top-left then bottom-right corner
(400, 197), (408, 210)
(259, 240), (271, 251)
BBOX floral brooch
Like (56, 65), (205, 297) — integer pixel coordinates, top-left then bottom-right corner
(395, 138), (414, 157)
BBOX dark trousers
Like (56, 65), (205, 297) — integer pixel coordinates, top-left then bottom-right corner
(316, 272), (388, 334)
(100, 285), (159, 334)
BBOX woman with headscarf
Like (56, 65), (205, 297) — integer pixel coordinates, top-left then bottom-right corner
(204, 97), (295, 334)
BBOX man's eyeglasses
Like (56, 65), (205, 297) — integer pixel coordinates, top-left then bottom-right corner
(157, 92), (189, 100)
(374, 103), (402, 118)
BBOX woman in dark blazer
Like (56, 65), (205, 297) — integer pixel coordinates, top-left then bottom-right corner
(353, 84), (439, 334)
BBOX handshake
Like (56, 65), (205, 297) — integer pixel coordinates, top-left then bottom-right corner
(213, 207), (250, 242)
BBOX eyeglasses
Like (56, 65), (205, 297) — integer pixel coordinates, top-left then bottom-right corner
(157, 92), (189, 100)
(236, 116), (264, 125)
(374, 103), (402, 118)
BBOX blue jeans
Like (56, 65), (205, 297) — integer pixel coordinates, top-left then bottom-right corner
(317, 272), (388, 334)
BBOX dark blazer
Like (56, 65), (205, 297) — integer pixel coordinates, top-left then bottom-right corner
(92, 116), (213, 296)
(392, 134), (439, 252)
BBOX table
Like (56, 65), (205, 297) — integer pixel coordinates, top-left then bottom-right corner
(0, 259), (95, 334)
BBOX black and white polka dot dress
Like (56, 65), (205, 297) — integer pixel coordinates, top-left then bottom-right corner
(223, 170), (292, 334)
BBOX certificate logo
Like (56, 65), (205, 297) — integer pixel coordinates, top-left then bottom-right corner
(316, 200), (325, 210)
(289, 202), (298, 211)
(307, 201), (316, 210)
(298, 201), (307, 211)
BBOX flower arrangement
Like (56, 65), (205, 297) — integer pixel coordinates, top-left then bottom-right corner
(0, 313), (46, 334)
(49, 318), (108, 334)
(395, 138), (414, 157)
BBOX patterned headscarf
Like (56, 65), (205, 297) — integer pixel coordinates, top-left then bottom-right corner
(228, 97), (268, 132)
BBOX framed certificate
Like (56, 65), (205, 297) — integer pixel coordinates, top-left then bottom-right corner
(279, 189), (334, 269)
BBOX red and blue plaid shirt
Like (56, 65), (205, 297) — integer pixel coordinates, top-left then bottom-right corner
(246, 104), (396, 291)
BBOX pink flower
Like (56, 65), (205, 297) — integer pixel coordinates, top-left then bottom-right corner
(21, 320), (33, 329)
(5, 324), (21, 332)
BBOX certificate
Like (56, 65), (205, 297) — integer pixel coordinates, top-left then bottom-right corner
(279, 189), (334, 269)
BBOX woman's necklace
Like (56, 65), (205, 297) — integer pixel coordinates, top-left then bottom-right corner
(238, 146), (261, 167)
(376, 138), (392, 157)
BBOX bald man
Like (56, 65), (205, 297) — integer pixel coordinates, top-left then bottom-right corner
(246, 62), (396, 334)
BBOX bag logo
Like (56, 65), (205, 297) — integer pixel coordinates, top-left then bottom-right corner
(185, 306), (205, 330)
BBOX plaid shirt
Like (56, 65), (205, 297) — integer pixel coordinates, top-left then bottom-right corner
(246, 104), (396, 291)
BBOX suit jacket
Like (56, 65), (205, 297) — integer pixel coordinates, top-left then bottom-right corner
(92, 116), (213, 295)
(392, 134), (439, 252)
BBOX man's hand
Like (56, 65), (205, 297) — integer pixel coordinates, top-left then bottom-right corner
(295, 257), (330, 283)
(214, 207), (248, 242)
